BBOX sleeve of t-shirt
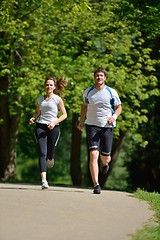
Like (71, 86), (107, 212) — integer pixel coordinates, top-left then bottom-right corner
(54, 95), (61, 105)
(36, 96), (43, 105)
(83, 88), (91, 104)
(112, 89), (122, 106)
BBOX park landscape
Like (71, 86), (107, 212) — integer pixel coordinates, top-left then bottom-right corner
(0, 1), (160, 239)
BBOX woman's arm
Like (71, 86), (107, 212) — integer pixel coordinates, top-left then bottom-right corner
(48, 99), (67, 129)
(56, 99), (67, 124)
(29, 103), (41, 125)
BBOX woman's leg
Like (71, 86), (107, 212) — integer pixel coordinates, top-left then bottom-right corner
(47, 125), (60, 161)
(35, 123), (48, 178)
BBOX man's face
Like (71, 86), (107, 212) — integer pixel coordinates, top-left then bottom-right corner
(94, 72), (106, 87)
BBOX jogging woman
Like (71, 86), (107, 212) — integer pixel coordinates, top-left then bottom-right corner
(29, 77), (67, 189)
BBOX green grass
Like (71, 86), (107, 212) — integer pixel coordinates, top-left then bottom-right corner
(132, 189), (160, 240)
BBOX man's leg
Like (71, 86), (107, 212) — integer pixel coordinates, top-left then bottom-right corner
(85, 124), (101, 193)
(89, 149), (99, 187)
(101, 155), (111, 165)
(100, 128), (113, 174)
(101, 155), (111, 174)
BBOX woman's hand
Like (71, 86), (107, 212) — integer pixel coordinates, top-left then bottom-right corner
(29, 117), (35, 125)
(47, 122), (56, 130)
(29, 104), (40, 125)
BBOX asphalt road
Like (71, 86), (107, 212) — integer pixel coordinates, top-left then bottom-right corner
(0, 183), (155, 240)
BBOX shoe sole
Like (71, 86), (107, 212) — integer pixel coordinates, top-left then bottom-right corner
(93, 185), (101, 194)
(42, 186), (49, 190)
(47, 165), (54, 168)
(93, 190), (101, 194)
(46, 160), (54, 168)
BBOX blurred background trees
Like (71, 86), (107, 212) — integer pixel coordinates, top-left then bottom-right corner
(0, 0), (159, 192)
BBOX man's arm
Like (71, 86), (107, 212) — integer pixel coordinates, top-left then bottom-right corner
(77, 103), (88, 131)
(108, 104), (122, 125)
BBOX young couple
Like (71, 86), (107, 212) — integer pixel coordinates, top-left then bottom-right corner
(29, 68), (122, 193)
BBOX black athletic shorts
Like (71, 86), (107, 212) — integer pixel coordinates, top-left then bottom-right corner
(85, 124), (113, 156)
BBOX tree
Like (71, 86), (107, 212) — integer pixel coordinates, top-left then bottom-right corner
(117, 0), (160, 192)
(61, 0), (159, 186)
(0, 0), (59, 179)
(0, 0), (158, 188)
(0, 0), (91, 180)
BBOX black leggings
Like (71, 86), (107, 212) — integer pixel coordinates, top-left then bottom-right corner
(35, 123), (60, 172)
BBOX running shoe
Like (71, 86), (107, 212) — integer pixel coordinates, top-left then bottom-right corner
(93, 185), (101, 194)
(46, 159), (54, 168)
(42, 180), (49, 190)
(101, 164), (109, 174)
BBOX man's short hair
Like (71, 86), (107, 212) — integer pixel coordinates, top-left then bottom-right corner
(94, 67), (107, 77)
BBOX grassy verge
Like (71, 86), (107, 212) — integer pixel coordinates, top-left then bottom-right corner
(132, 189), (160, 240)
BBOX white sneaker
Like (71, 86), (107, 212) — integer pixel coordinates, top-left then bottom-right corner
(46, 159), (54, 168)
(42, 180), (49, 190)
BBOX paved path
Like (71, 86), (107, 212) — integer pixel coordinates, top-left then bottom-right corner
(0, 183), (155, 240)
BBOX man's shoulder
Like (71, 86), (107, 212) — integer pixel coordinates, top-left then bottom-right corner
(85, 86), (94, 91)
(84, 86), (94, 94)
(105, 86), (118, 95)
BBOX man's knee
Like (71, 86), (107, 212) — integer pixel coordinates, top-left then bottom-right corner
(90, 149), (99, 159)
(101, 155), (111, 164)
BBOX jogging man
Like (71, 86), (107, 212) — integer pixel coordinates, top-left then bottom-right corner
(77, 67), (122, 194)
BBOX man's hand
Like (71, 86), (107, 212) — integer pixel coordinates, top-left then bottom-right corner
(77, 122), (83, 131)
(108, 113), (118, 125)
(107, 117), (115, 125)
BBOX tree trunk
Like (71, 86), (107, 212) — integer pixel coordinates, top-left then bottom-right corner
(99, 131), (127, 187)
(70, 113), (82, 186)
(0, 77), (21, 180)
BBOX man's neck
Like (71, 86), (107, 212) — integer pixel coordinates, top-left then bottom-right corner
(95, 83), (105, 90)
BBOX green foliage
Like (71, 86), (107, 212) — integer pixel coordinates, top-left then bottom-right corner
(135, 190), (160, 223)
(105, 151), (130, 191)
(1, 0), (159, 185)
(1, 0), (158, 134)
(132, 189), (160, 240)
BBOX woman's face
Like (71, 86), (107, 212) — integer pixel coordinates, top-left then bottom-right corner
(45, 79), (55, 94)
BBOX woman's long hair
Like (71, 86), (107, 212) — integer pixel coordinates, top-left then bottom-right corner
(45, 77), (68, 95)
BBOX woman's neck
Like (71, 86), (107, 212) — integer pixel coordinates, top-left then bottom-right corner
(46, 92), (53, 97)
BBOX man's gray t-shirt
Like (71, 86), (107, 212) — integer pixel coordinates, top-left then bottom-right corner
(83, 85), (121, 128)
(36, 95), (61, 124)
